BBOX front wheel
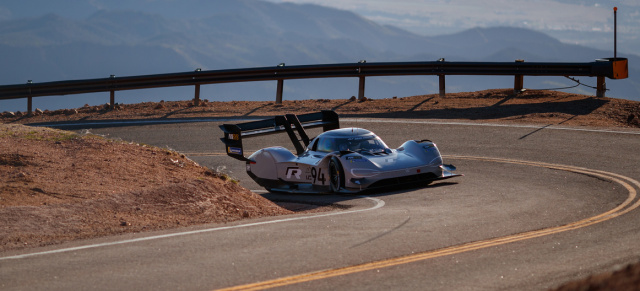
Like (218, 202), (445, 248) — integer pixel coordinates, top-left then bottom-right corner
(329, 157), (344, 193)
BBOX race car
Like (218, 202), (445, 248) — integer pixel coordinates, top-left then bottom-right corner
(220, 110), (459, 193)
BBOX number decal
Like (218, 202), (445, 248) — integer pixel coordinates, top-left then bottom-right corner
(317, 168), (326, 185)
(310, 167), (326, 185)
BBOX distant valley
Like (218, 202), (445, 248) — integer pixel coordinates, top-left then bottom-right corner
(0, 0), (637, 111)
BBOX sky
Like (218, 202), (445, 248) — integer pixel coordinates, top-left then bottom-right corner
(1, 0), (636, 50)
(265, 0), (625, 33)
(266, 0), (638, 51)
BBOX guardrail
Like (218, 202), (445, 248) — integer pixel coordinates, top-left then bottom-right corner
(0, 58), (628, 114)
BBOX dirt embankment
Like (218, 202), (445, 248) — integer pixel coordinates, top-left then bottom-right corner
(0, 125), (295, 252)
(3, 89), (640, 128)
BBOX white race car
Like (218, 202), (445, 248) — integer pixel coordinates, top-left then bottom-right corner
(220, 111), (460, 193)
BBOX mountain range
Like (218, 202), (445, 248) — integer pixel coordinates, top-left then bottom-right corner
(0, 0), (637, 111)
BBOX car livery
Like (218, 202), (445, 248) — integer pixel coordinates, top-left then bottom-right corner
(220, 110), (460, 193)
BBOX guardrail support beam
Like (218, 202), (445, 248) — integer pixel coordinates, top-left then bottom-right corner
(514, 75), (524, 93)
(439, 74), (446, 97)
(358, 76), (365, 101)
(27, 81), (33, 115)
(109, 90), (115, 110)
(194, 84), (201, 106)
(597, 76), (606, 97)
(276, 79), (284, 104)
(514, 59), (524, 93)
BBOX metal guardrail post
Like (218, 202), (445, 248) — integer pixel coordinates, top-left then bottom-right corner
(27, 80), (33, 115)
(597, 76), (606, 97)
(514, 59), (524, 93)
(109, 90), (115, 110)
(276, 79), (284, 104)
(438, 74), (445, 97)
(357, 60), (367, 101)
(194, 84), (201, 106)
(109, 75), (116, 110)
(193, 68), (201, 106)
(276, 63), (285, 104)
(358, 76), (365, 101)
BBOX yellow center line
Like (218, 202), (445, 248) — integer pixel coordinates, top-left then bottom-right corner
(215, 156), (640, 291)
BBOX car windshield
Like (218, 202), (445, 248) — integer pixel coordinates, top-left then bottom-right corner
(317, 135), (388, 153)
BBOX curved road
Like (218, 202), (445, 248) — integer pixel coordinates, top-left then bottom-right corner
(1, 119), (639, 290)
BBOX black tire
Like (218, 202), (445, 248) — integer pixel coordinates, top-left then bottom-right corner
(329, 157), (344, 193)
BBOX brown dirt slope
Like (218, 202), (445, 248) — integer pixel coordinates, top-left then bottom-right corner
(3, 89), (640, 128)
(0, 125), (291, 252)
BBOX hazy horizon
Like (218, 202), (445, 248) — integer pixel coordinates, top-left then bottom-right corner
(0, 0), (636, 112)
(265, 0), (638, 52)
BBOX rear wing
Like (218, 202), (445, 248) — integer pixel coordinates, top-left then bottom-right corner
(219, 110), (339, 162)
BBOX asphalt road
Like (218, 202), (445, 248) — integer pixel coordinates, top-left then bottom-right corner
(2, 118), (640, 291)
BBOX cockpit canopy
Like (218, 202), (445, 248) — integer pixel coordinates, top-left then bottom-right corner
(309, 128), (389, 153)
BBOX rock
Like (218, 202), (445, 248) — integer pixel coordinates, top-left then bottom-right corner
(35, 108), (43, 115)
(349, 96), (357, 101)
(64, 109), (78, 115)
(155, 103), (165, 109)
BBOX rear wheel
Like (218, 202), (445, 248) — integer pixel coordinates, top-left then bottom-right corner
(329, 157), (344, 193)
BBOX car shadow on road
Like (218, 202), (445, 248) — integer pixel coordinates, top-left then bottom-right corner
(26, 92), (609, 131)
(331, 99), (355, 111)
(261, 180), (459, 212)
(341, 96), (609, 121)
(518, 114), (580, 140)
